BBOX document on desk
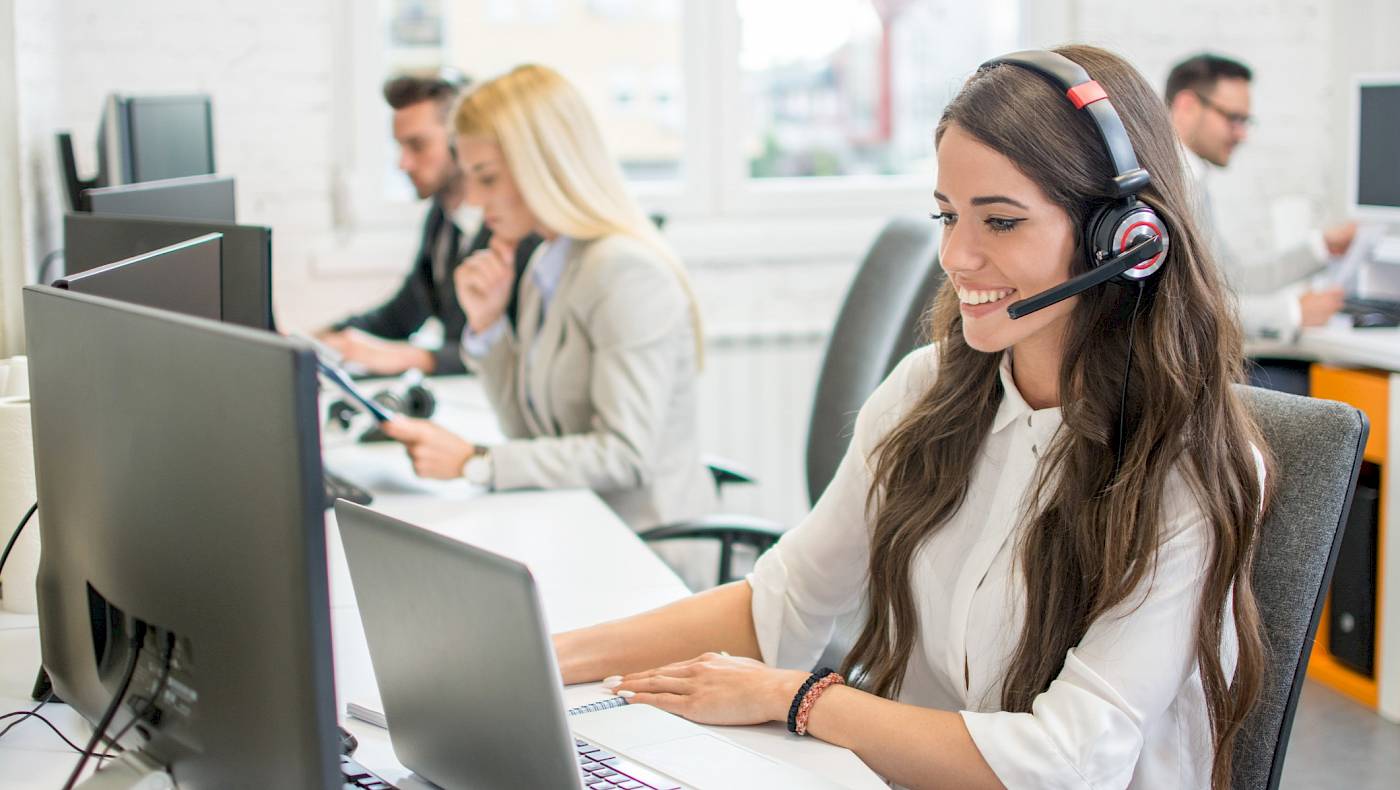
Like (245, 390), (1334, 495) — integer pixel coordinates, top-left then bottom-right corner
(346, 699), (389, 729)
(344, 693), (626, 729)
(1330, 223), (1387, 291)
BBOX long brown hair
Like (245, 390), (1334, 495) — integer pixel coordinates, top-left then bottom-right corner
(840, 45), (1268, 788)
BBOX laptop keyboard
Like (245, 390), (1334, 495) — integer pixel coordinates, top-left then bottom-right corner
(1344, 297), (1400, 317)
(325, 470), (373, 510)
(341, 754), (396, 789)
(577, 737), (680, 790)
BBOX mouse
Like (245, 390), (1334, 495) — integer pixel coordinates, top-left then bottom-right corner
(339, 725), (358, 756)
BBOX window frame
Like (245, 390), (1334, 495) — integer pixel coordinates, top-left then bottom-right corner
(333, 0), (1064, 237)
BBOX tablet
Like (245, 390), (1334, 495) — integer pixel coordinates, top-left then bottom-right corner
(317, 359), (394, 423)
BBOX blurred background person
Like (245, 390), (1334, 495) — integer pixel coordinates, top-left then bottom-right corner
(382, 64), (717, 539)
(1166, 53), (1358, 392)
(319, 71), (539, 375)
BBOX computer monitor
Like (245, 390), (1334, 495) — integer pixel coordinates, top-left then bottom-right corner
(85, 174), (236, 223)
(54, 233), (223, 322)
(1350, 75), (1400, 221)
(63, 213), (273, 330)
(56, 132), (91, 212)
(96, 93), (215, 187)
(22, 285), (338, 787)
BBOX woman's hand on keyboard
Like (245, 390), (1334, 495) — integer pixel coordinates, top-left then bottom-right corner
(605, 652), (809, 726)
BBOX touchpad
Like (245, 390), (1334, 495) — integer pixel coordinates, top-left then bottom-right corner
(571, 704), (700, 751)
(632, 733), (842, 789)
(572, 705), (847, 789)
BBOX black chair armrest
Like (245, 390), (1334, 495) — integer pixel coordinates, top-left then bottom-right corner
(640, 514), (784, 543)
(702, 454), (757, 488)
(640, 515), (785, 585)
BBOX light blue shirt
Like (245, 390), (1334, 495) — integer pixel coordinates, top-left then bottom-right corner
(463, 237), (572, 357)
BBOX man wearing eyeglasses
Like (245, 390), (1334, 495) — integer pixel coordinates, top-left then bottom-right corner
(1166, 54), (1356, 372)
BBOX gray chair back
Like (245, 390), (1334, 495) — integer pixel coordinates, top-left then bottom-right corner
(1232, 385), (1368, 789)
(805, 217), (943, 504)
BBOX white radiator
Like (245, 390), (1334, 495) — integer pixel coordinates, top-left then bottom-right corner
(696, 330), (828, 529)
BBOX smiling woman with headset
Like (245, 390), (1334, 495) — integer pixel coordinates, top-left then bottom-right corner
(551, 45), (1270, 789)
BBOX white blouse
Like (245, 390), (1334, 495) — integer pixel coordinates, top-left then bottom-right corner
(748, 345), (1245, 789)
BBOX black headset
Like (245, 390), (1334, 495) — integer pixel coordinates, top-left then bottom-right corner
(976, 50), (1171, 320)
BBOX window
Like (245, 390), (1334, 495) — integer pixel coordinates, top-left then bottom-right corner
(340, 1), (1028, 232)
(385, 0), (684, 184)
(738, 0), (1019, 179)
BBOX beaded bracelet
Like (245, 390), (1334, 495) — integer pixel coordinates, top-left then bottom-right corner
(787, 668), (836, 733)
(794, 671), (846, 736)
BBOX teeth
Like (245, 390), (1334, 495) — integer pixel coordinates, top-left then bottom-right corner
(956, 287), (1015, 305)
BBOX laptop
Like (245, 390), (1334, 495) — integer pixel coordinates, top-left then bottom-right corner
(334, 501), (850, 790)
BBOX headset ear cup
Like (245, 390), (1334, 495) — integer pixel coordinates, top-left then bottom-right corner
(405, 383), (436, 419)
(1084, 202), (1121, 266)
(1090, 198), (1170, 281)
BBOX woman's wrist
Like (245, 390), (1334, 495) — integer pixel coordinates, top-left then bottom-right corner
(468, 308), (506, 335)
(767, 668), (814, 723)
(552, 630), (588, 684)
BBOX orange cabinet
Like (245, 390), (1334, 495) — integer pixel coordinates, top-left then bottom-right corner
(1308, 365), (1387, 709)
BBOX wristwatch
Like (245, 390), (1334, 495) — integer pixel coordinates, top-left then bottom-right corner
(462, 445), (494, 487)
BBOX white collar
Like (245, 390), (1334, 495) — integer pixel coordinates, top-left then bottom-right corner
(1184, 147), (1213, 183)
(990, 353), (1062, 434)
(450, 203), (482, 236)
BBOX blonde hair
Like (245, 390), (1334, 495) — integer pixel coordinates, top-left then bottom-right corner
(454, 64), (704, 366)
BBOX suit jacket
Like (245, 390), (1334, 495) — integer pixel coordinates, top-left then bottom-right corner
(336, 198), (540, 373)
(464, 234), (717, 530)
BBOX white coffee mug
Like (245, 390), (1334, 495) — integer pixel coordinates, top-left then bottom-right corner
(2, 356), (27, 398)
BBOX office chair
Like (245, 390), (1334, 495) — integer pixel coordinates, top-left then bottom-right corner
(641, 217), (944, 585)
(801, 385), (1370, 733)
(1231, 385), (1368, 789)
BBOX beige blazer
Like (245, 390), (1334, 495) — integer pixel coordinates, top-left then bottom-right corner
(462, 234), (717, 530)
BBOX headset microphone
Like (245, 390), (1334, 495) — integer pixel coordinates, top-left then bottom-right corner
(1006, 235), (1163, 319)
(979, 50), (1172, 322)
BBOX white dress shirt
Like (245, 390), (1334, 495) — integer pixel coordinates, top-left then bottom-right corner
(749, 344), (1252, 789)
(1185, 150), (1329, 343)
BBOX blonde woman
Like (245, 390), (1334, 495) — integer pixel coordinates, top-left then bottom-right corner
(382, 64), (716, 532)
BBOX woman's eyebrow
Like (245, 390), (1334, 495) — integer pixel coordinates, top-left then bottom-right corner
(969, 195), (1029, 209)
(931, 192), (1030, 211)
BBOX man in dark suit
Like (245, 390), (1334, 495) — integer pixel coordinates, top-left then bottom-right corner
(319, 72), (538, 375)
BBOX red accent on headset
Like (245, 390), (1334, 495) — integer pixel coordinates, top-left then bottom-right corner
(1067, 81), (1108, 109)
(1120, 221), (1163, 269)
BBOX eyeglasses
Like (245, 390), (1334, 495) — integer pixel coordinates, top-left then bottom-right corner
(1192, 90), (1255, 128)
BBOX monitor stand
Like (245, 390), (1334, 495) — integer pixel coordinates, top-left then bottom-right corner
(32, 666), (53, 701)
(55, 132), (97, 212)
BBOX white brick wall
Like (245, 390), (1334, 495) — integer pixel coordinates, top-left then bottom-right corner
(1071, 0), (1400, 252)
(13, 0), (65, 280)
(11, 0), (406, 335)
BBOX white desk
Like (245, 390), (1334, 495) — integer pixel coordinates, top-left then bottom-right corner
(1249, 324), (1400, 372)
(1, 377), (885, 789)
